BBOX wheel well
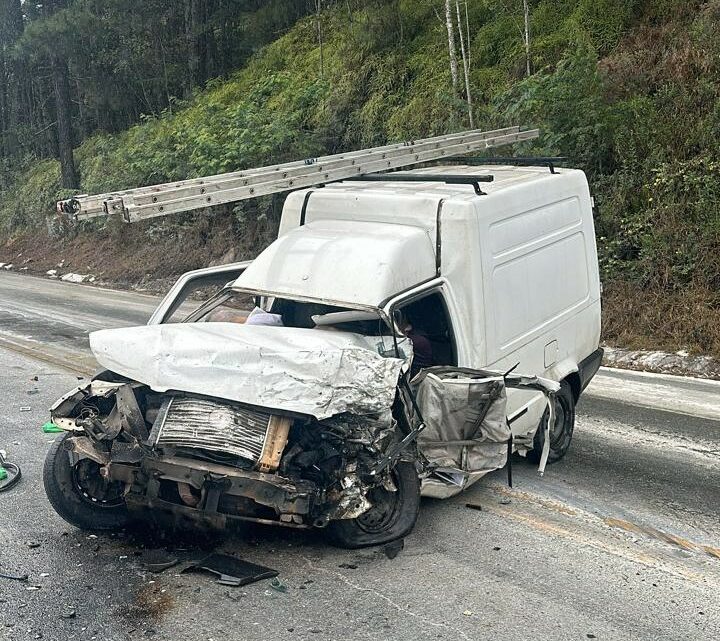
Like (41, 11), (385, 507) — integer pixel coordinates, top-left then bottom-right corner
(565, 372), (581, 402)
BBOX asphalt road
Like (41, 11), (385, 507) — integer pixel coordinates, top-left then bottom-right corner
(0, 271), (718, 641)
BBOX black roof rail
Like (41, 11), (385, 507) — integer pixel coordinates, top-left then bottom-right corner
(343, 173), (494, 195)
(446, 156), (567, 174)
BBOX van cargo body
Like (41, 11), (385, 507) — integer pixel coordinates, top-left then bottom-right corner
(244, 164), (602, 452)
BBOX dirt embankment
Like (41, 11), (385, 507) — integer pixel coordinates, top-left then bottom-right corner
(0, 213), (271, 294)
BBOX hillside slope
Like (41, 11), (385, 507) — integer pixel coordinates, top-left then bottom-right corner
(0, 0), (718, 357)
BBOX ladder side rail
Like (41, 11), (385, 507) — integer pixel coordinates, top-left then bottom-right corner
(64, 127), (522, 217)
(114, 129), (538, 223)
(127, 127), (528, 209)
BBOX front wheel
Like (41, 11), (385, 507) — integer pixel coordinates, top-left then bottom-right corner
(528, 380), (575, 464)
(43, 433), (129, 531)
(325, 461), (420, 549)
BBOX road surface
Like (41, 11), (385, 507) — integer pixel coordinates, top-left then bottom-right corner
(0, 271), (718, 641)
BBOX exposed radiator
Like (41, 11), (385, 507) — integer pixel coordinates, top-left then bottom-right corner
(149, 396), (290, 471)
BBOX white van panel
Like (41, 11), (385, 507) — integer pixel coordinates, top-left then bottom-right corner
(490, 197), (582, 258)
(484, 196), (590, 362)
(492, 232), (590, 350)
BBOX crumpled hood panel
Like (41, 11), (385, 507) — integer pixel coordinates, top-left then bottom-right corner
(89, 323), (404, 419)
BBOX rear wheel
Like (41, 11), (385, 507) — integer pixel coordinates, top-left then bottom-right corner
(43, 433), (129, 531)
(326, 461), (420, 549)
(528, 380), (575, 464)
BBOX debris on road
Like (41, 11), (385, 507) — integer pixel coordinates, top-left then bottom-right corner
(0, 571), (29, 582)
(383, 538), (404, 559)
(182, 554), (278, 587)
(19, 406), (31, 412)
(142, 550), (180, 574)
(42, 422), (63, 433)
(269, 577), (288, 593)
(59, 608), (77, 619)
(338, 563), (358, 570)
(0, 450), (22, 492)
(465, 503), (483, 511)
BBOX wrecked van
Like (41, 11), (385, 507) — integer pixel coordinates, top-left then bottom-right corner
(43, 165), (603, 547)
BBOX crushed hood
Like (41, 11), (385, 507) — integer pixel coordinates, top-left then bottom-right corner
(89, 323), (405, 419)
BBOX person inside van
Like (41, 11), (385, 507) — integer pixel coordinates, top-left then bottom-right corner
(399, 312), (434, 377)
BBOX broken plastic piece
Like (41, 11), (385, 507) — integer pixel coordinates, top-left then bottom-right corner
(142, 550), (179, 574)
(269, 577), (288, 593)
(42, 422), (64, 434)
(0, 571), (29, 582)
(182, 553), (278, 587)
(0, 467), (6, 481)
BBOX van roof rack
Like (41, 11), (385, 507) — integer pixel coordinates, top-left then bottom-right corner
(448, 156), (566, 174)
(343, 173), (494, 195)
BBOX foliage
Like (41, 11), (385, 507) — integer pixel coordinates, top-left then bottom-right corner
(1, 0), (719, 353)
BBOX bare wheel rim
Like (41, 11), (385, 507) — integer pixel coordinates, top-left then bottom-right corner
(71, 459), (125, 507)
(549, 396), (570, 449)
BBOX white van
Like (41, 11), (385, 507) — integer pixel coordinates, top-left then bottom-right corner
(44, 163), (603, 547)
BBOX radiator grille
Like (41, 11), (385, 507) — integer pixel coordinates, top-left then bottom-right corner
(151, 396), (272, 463)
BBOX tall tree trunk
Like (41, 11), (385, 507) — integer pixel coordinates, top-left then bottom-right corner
(315, 0), (324, 78)
(185, 0), (207, 91)
(455, 1), (473, 128)
(52, 56), (79, 189)
(444, 0), (458, 94)
(0, 0), (25, 158)
(523, 0), (531, 77)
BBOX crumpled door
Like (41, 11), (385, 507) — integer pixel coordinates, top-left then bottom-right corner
(409, 366), (558, 499)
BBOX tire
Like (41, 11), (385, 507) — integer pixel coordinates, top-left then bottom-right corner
(325, 461), (420, 549)
(528, 380), (575, 464)
(43, 433), (129, 531)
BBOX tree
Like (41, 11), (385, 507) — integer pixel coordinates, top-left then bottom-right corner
(455, 0), (473, 127)
(0, 0), (24, 160)
(444, 0), (458, 93)
(523, 0), (531, 77)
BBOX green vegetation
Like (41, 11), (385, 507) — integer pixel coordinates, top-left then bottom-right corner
(0, 0), (718, 356)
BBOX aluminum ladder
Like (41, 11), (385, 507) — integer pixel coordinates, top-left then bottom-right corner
(57, 125), (538, 223)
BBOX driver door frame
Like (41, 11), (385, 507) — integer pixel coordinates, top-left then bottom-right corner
(147, 261), (253, 325)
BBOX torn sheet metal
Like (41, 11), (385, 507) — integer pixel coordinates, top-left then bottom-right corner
(412, 368), (509, 498)
(411, 367), (558, 498)
(89, 323), (405, 420)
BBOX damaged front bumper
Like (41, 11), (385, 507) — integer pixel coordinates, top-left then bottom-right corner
(50, 379), (400, 531)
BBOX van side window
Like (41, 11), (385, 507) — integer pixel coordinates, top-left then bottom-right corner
(398, 293), (457, 372)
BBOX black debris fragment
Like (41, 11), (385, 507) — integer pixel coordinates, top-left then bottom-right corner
(338, 563), (358, 570)
(465, 503), (483, 511)
(142, 550), (179, 574)
(182, 553), (278, 587)
(0, 572), (29, 582)
(383, 538), (404, 559)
